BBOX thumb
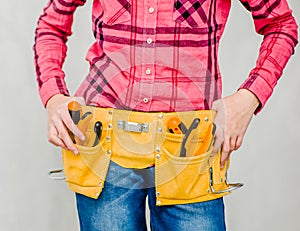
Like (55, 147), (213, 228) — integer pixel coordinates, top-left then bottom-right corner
(211, 99), (225, 155)
(212, 122), (224, 155)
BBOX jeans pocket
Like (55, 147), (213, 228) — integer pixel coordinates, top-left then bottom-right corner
(173, 0), (209, 28)
(100, 0), (132, 25)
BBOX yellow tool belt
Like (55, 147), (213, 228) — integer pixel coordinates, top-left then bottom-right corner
(58, 105), (242, 206)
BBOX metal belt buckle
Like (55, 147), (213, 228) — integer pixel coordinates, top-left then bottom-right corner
(209, 167), (243, 194)
(118, 120), (149, 133)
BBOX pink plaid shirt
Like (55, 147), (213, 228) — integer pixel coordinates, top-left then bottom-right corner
(34, 0), (298, 112)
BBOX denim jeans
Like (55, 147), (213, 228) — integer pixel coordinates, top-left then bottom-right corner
(76, 161), (226, 231)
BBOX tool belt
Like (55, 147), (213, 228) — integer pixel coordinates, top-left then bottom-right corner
(49, 104), (243, 206)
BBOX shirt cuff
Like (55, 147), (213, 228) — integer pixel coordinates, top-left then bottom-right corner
(238, 75), (273, 114)
(39, 77), (70, 107)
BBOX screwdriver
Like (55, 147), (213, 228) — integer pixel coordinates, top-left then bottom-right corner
(167, 117), (187, 134)
(67, 101), (82, 143)
(93, 121), (103, 147)
(68, 101), (82, 125)
(194, 123), (216, 156)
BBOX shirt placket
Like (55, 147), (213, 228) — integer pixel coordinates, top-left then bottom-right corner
(136, 0), (158, 111)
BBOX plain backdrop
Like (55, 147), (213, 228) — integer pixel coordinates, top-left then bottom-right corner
(0, 0), (299, 230)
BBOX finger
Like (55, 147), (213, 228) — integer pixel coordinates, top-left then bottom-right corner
(48, 126), (68, 149)
(60, 106), (85, 141)
(212, 130), (223, 155)
(230, 135), (238, 152)
(212, 100), (226, 155)
(221, 150), (231, 169)
(212, 122), (224, 152)
(55, 119), (79, 154)
(220, 136), (231, 168)
(235, 135), (244, 151)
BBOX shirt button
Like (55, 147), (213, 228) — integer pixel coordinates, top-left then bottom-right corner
(143, 98), (149, 103)
(147, 38), (153, 44)
(149, 7), (155, 13)
(145, 69), (151, 75)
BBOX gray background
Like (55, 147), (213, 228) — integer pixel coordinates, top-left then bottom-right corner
(0, 0), (299, 230)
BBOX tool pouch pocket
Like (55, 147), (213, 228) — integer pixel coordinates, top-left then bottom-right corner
(61, 106), (113, 199)
(62, 141), (111, 199)
(155, 132), (230, 205)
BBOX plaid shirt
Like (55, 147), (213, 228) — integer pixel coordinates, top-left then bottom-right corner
(34, 0), (298, 112)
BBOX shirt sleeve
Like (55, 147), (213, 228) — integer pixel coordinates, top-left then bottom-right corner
(33, 0), (86, 107)
(238, 0), (298, 114)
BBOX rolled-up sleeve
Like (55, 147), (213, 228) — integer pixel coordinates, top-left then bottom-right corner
(238, 0), (298, 113)
(33, 0), (86, 107)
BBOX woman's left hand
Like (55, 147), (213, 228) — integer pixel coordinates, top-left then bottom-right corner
(212, 89), (260, 168)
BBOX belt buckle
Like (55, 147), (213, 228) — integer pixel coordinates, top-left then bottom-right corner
(118, 120), (149, 133)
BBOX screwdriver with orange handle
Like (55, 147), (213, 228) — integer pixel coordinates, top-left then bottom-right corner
(194, 123), (216, 156)
(68, 101), (82, 125)
(67, 101), (83, 143)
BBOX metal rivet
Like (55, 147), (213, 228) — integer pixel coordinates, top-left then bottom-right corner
(107, 150), (112, 155)
(156, 192), (160, 197)
(109, 110), (113, 115)
(207, 189), (210, 193)
(157, 200), (161, 205)
(156, 147), (161, 153)
(157, 128), (163, 133)
(158, 114), (163, 119)
(106, 136), (111, 141)
(156, 154), (161, 159)
(108, 124), (113, 129)
(145, 68), (151, 75)
(204, 117), (209, 122)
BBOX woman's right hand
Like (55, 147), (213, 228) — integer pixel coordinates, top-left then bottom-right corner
(46, 94), (86, 154)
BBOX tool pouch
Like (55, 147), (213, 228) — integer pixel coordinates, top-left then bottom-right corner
(51, 105), (243, 204)
(153, 111), (237, 205)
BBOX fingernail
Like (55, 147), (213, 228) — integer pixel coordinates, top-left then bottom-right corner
(73, 150), (79, 155)
(220, 164), (224, 169)
(80, 135), (85, 141)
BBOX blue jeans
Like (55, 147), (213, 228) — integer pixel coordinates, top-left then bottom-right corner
(76, 161), (226, 231)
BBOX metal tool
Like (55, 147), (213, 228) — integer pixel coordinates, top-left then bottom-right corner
(48, 169), (65, 180)
(179, 118), (200, 157)
(209, 167), (243, 194)
(74, 112), (93, 145)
